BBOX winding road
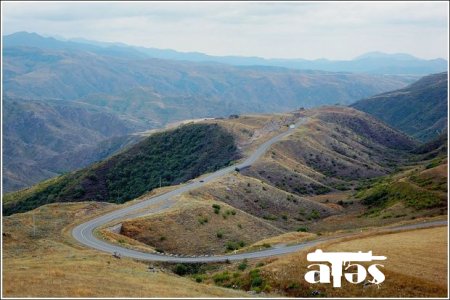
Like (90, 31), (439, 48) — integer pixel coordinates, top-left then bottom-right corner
(72, 118), (447, 262)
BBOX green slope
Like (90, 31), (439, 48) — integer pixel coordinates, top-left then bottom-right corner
(351, 72), (448, 142)
(356, 135), (448, 217)
(3, 123), (239, 215)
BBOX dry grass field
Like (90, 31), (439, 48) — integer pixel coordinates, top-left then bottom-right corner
(192, 173), (338, 231)
(120, 194), (284, 255)
(256, 226), (448, 297)
(2, 202), (249, 298)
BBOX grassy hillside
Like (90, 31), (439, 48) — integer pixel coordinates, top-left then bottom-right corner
(120, 195), (284, 255)
(3, 123), (239, 215)
(351, 72), (448, 142)
(241, 107), (417, 197)
(2, 202), (249, 298)
(411, 133), (447, 159)
(234, 226), (447, 297)
(117, 107), (428, 255)
(357, 157), (447, 218)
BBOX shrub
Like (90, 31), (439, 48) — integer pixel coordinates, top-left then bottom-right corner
(198, 216), (209, 225)
(174, 264), (188, 276)
(297, 226), (308, 232)
(238, 261), (248, 271)
(172, 263), (204, 276)
(213, 271), (230, 283)
(249, 269), (264, 289)
(226, 241), (239, 251)
(263, 215), (278, 221)
(309, 209), (320, 219)
(216, 231), (223, 239)
(225, 241), (245, 251)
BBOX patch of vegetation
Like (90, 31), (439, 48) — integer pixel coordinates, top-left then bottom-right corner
(332, 182), (351, 191)
(263, 215), (278, 221)
(310, 184), (331, 195)
(308, 209), (321, 220)
(410, 172), (447, 193)
(425, 159), (442, 169)
(198, 216), (209, 225)
(172, 263), (206, 276)
(238, 260), (248, 271)
(213, 271), (230, 283)
(358, 178), (446, 211)
(4, 123), (239, 215)
(213, 204), (221, 214)
(297, 226), (308, 232)
(226, 241), (246, 251)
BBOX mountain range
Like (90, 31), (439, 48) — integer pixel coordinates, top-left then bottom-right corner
(4, 31), (447, 75)
(3, 32), (424, 193)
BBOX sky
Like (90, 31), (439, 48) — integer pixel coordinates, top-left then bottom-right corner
(1, 1), (449, 60)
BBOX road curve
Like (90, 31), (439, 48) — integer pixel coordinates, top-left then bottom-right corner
(72, 118), (448, 263)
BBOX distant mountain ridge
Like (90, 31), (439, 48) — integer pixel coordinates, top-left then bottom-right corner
(1, 31), (439, 193)
(351, 72), (448, 142)
(4, 31), (447, 75)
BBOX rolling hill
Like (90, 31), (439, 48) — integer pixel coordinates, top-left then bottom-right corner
(351, 72), (448, 142)
(3, 107), (422, 236)
(111, 108), (445, 256)
(3, 123), (239, 215)
(3, 106), (447, 298)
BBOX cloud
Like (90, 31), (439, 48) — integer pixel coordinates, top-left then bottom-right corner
(1, 1), (448, 60)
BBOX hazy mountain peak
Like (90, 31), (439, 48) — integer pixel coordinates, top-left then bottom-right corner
(355, 51), (418, 61)
(3, 32), (447, 75)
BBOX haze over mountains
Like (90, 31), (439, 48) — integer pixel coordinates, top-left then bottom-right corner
(5, 32), (447, 75)
(4, 31), (435, 193)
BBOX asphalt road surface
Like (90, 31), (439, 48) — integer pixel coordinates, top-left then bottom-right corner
(72, 118), (447, 262)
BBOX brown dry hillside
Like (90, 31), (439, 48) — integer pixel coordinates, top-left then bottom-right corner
(251, 226), (448, 297)
(2, 202), (249, 298)
(190, 173), (338, 231)
(118, 107), (423, 255)
(242, 107), (417, 197)
(120, 194), (285, 255)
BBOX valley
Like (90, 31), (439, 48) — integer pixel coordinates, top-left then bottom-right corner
(3, 32), (423, 193)
(1, 21), (448, 298)
(3, 103), (447, 297)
